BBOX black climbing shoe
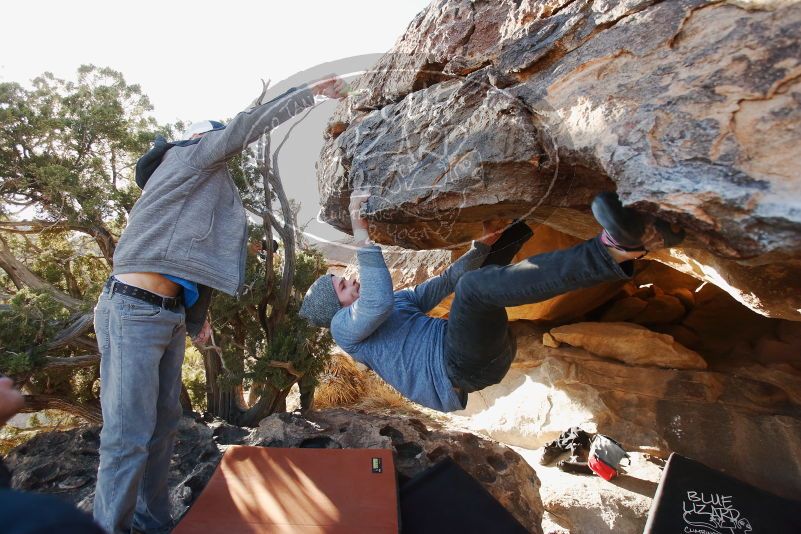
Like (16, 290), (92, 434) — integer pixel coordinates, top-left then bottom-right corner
(592, 192), (685, 252)
(481, 220), (534, 267)
(541, 441), (567, 466)
(540, 427), (594, 466)
(557, 458), (594, 475)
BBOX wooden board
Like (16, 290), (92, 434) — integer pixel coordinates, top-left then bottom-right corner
(174, 446), (398, 534)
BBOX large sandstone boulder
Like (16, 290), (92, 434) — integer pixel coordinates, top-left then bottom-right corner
(316, 0), (801, 319)
(451, 321), (801, 501)
(549, 321), (708, 369)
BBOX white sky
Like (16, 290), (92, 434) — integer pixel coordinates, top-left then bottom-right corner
(0, 0), (429, 123)
(1, 0), (431, 244)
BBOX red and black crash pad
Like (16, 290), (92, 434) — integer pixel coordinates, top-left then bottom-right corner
(643, 453), (801, 533)
(174, 445), (398, 534)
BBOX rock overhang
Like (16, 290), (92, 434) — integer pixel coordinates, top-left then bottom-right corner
(315, 0), (801, 319)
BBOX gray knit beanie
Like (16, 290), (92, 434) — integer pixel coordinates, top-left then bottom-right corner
(298, 274), (342, 328)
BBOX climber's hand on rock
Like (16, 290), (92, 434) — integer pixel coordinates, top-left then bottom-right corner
(0, 376), (24, 426)
(479, 220), (507, 246)
(349, 190), (370, 231)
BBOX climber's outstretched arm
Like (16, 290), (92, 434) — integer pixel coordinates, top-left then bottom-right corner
(396, 221), (504, 313)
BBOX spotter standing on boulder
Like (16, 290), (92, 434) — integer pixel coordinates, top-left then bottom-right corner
(299, 191), (683, 411)
(93, 76), (347, 534)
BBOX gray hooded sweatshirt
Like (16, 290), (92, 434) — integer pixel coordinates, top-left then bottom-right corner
(112, 87), (315, 335)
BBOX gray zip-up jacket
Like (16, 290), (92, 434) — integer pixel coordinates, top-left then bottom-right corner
(112, 87), (315, 335)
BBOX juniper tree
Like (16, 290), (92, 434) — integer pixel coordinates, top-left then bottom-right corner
(0, 67), (331, 426)
(0, 65), (164, 421)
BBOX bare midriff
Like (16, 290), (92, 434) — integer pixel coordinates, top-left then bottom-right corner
(116, 272), (181, 298)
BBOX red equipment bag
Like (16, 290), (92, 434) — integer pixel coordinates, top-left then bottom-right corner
(587, 434), (629, 480)
(588, 455), (619, 481)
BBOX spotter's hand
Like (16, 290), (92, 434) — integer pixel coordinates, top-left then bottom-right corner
(311, 75), (348, 100)
(192, 319), (212, 346)
(0, 376), (24, 426)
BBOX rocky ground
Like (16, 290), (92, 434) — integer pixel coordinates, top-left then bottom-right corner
(2, 408), (667, 533)
(3, 409), (544, 533)
(517, 448), (663, 534)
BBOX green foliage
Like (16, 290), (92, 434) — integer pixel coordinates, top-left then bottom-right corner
(228, 148), (264, 209)
(271, 247), (335, 390)
(209, 232), (333, 406)
(0, 65), (167, 224)
(182, 345), (208, 412)
(0, 290), (98, 405)
(0, 65), (173, 336)
(294, 246), (329, 295)
(0, 353), (35, 377)
(0, 289), (71, 375)
(250, 311), (333, 391)
(1, 65), (332, 422)
(0, 65), (173, 407)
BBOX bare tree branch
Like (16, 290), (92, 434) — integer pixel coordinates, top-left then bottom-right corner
(0, 219), (88, 234)
(42, 354), (100, 371)
(0, 215), (117, 264)
(258, 134), (275, 336)
(0, 237), (84, 310)
(69, 335), (99, 352)
(266, 210), (290, 242)
(45, 313), (94, 351)
(255, 106), (314, 341)
(272, 107), (314, 160)
(267, 151), (304, 329)
(267, 360), (303, 378)
(21, 394), (102, 424)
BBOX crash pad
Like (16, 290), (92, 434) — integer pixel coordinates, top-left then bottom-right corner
(643, 453), (801, 533)
(174, 445), (398, 534)
(399, 458), (528, 533)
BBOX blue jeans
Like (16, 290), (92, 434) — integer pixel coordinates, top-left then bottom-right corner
(445, 237), (631, 392)
(92, 283), (186, 534)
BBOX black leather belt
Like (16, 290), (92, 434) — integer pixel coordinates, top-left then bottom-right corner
(105, 277), (181, 310)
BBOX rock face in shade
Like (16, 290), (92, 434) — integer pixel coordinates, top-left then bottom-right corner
(316, 0), (801, 319)
(549, 321), (708, 369)
(3, 418), (221, 519)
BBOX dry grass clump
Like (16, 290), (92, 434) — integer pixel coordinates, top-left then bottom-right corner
(314, 351), (367, 408)
(314, 351), (412, 412)
(353, 373), (410, 412)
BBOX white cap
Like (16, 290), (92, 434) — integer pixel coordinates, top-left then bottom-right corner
(181, 120), (224, 140)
